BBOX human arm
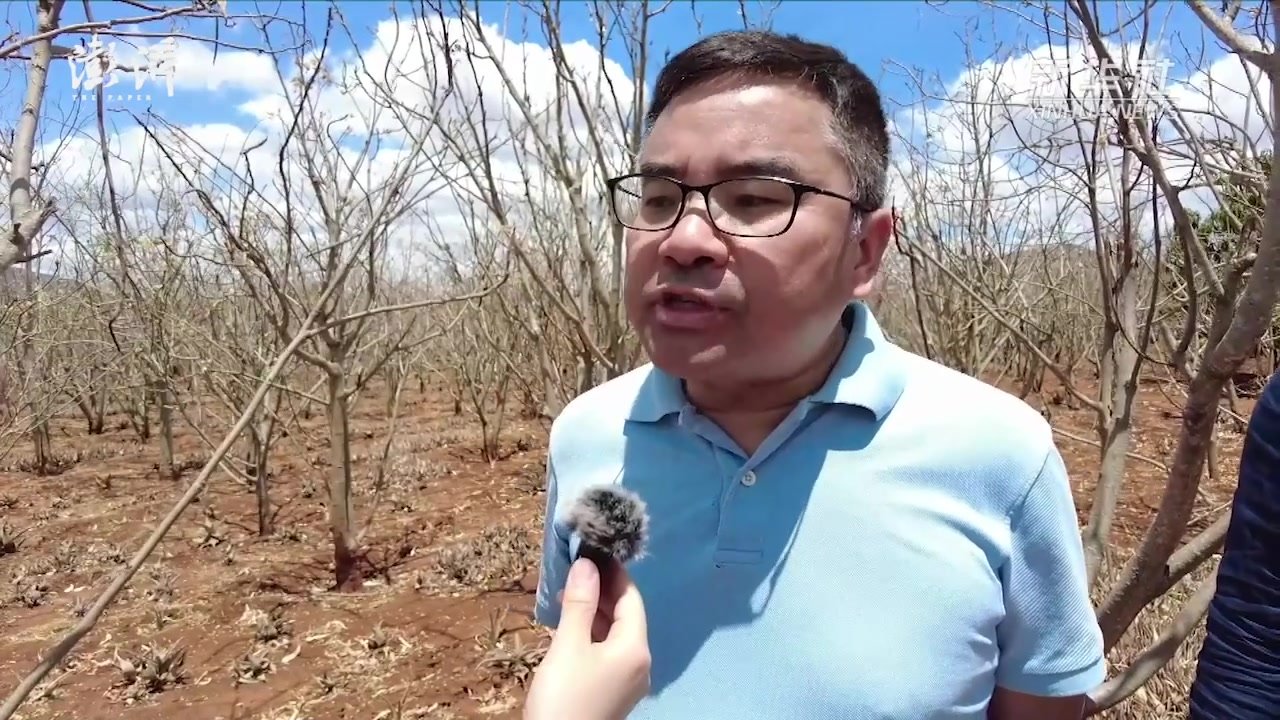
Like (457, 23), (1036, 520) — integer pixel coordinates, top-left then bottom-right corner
(524, 557), (652, 720)
(988, 687), (1086, 720)
(989, 444), (1105, 720)
(534, 454), (572, 628)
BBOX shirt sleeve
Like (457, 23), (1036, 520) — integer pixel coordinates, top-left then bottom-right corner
(995, 443), (1107, 696)
(533, 453), (571, 628)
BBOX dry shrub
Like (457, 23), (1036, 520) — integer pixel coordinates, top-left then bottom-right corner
(0, 450), (82, 476)
(511, 463), (544, 496)
(475, 607), (547, 688)
(433, 524), (538, 590)
(0, 520), (28, 556)
(109, 642), (189, 705)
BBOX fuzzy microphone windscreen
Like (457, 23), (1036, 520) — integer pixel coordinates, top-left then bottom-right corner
(565, 484), (650, 567)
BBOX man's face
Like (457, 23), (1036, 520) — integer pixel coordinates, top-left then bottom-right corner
(622, 76), (891, 386)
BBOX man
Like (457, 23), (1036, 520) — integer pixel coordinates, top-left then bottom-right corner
(534, 29), (1105, 719)
(1189, 370), (1280, 719)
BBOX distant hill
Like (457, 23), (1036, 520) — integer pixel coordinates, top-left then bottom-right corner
(0, 265), (77, 299)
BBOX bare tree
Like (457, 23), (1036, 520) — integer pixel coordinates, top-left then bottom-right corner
(139, 6), (504, 589)
(1, 0), (263, 272)
(1072, 4), (1280, 711)
(892, 2), (1280, 713)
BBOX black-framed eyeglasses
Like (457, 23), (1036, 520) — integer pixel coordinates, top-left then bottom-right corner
(604, 172), (872, 238)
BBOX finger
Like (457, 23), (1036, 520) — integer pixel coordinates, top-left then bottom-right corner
(591, 600), (619, 641)
(602, 560), (648, 646)
(591, 611), (611, 643)
(551, 558), (601, 647)
(589, 563), (620, 642)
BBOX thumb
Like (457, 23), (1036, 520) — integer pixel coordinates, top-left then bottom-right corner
(553, 558), (601, 646)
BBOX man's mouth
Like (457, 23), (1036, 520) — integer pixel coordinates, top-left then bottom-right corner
(653, 290), (724, 330)
(660, 292), (714, 310)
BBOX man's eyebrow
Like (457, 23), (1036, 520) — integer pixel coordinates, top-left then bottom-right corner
(635, 157), (805, 182)
(637, 161), (680, 177)
(721, 158), (804, 180)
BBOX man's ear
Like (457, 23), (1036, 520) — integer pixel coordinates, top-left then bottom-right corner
(849, 206), (895, 299)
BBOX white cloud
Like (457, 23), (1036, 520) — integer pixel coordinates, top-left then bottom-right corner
(33, 9), (639, 289)
(888, 35), (1273, 255)
(44, 6), (1267, 311)
(169, 42), (281, 95)
(1166, 51), (1273, 153)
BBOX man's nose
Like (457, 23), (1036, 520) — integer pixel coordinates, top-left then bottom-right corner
(657, 194), (729, 268)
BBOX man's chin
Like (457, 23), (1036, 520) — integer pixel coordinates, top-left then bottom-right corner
(644, 342), (731, 380)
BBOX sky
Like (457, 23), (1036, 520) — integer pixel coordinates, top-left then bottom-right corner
(0, 0), (1269, 276)
(24, 0), (1226, 130)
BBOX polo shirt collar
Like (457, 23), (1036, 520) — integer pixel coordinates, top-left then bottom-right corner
(808, 301), (907, 421)
(627, 363), (686, 422)
(626, 301), (906, 423)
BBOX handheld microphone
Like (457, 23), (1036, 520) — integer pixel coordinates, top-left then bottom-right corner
(564, 484), (650, 568)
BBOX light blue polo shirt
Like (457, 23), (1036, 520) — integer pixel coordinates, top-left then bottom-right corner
(534, 301), (1105, 719)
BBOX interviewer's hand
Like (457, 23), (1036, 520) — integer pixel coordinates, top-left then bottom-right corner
(524, 557), (651, 720)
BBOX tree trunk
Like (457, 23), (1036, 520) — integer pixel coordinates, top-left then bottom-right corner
(129, 393), (151, 441)
(75, 389), (105, 434)
(30, 420), (51, 474)
(152, 378), (176, 480)
(324, 354), (360, 592)
(21, 264), (51, 473)
(1084, 248), (1142, 588)
(384, 365), (400, 417)
(252, 387), (280, 536)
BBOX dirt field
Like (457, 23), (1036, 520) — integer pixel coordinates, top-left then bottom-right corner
(0, 374), (1250, 720)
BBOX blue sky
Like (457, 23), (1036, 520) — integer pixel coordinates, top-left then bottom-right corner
(21, 0), (1229, 133)
(5, 0), (1257, 275)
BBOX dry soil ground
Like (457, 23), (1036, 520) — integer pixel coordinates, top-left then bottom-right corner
(0, 374), (1253, 720)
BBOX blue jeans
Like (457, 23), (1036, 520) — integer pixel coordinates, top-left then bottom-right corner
(1189, 371), (1280, 718)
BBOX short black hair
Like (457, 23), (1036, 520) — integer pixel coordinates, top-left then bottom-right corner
(646, 30), (890, 211)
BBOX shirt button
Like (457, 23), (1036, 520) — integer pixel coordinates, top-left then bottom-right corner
(741, 470), (757, 487)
